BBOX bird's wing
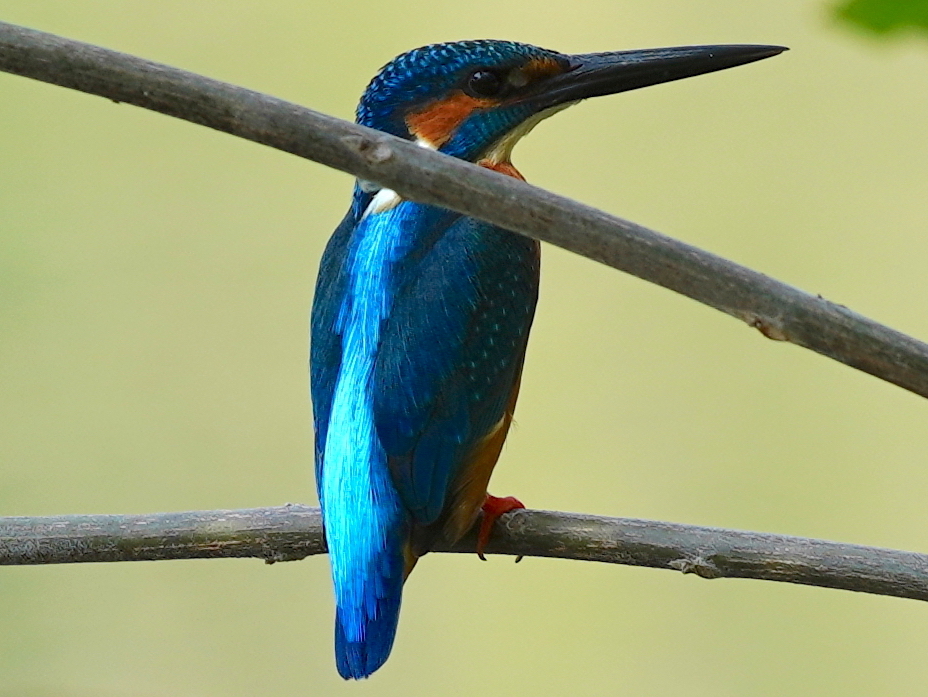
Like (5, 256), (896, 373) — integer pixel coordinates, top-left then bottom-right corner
(310, 208), (357, 486)
(371, 214), (539, 525)
(310, 196), (450, 488)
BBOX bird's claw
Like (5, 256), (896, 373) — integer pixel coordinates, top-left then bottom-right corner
(476, 494), (525, 560)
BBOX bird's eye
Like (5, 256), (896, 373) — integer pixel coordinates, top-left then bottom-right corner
(466, 69), (503, 98)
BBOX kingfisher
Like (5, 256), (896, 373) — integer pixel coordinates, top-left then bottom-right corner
(310, 39), (785, 679)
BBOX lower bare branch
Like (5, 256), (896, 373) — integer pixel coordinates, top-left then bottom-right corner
(2, 506), (925, 603)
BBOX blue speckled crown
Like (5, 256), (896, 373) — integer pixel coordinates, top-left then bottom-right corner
(357, 40), (566, 138)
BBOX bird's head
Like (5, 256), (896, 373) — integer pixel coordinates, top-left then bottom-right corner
(357, 39), (785, 173)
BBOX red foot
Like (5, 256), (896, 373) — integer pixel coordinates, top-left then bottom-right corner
(476, 495), (525, 561)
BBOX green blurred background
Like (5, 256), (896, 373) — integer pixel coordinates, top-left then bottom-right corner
(2, 0), (928, 694)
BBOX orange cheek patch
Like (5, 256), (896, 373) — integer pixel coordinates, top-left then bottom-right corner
(405, 90), (495, 148)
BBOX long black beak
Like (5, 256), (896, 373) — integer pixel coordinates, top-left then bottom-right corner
(527, 44), (787, 110)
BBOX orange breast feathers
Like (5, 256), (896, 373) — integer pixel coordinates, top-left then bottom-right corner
(405, 91), (494, 149)
(478, 160), (525, 180)
(442, 373), (524, 543)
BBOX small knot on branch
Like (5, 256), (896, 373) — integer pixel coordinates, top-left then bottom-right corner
(262, 546), (307, 564)
(341, 134), (394, 165)
(670, 556), (723, 579)
(737, 311), (789, 342)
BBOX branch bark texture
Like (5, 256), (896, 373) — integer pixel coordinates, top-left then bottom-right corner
(1, 21), (928, 398)
(1, 506), (926, 603)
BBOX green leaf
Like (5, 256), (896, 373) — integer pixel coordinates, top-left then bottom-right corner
(835, 0), (928, 33)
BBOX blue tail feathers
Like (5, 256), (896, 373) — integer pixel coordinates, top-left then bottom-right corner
(333, 536), (406, 679)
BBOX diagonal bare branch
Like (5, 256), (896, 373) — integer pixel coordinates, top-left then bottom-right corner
(1, 506), (926, 603)
(1, 21), (927, 397)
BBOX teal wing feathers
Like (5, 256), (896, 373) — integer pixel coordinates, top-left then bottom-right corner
(371, 213), (539, 525)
